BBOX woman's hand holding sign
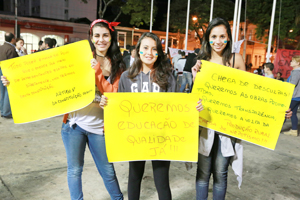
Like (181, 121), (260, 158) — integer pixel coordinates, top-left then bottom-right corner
(1, 76), (9, 86)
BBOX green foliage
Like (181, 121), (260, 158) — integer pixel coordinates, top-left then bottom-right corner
(121, 0), (158, 27)
(247, 0), (300, 48)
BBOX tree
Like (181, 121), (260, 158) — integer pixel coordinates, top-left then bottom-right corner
(166, 0), (235, 46)
(81, 0), (157, 26)
(121, 0), (158, 27)
(247, 0), (300, 50)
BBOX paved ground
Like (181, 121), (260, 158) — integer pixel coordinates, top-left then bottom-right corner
(0, 113), (299, 200)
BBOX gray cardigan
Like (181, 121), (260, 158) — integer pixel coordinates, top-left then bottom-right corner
(289, 68), (300, 98)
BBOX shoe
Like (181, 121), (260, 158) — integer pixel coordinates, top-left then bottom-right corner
(283, 129), (298, 136)
(1, 114), (12, 119)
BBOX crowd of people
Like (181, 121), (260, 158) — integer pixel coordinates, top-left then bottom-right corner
(0, 16), (296, 200)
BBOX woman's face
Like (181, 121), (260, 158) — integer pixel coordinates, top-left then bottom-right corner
(209, 25), (229, 54)
(91, 26), (111, 55)
(16, 40), (24, 50)
(139, 37), (158, 68)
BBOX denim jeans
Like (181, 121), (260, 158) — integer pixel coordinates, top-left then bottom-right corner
(289, 100), (300, 130)
(61, 122), (123, 200)
(180, 72), (193, 93)
(196, 135), (235, 200)
(0, 68), (12, 117)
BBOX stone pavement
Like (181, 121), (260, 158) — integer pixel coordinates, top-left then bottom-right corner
(0, 114), (299, 200)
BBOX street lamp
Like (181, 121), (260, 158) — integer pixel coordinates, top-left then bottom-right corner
(192, 16), (197, 22)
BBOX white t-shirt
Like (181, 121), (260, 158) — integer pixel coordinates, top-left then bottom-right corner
(68, 102), (104, 135)
(67, 77), (110, 135)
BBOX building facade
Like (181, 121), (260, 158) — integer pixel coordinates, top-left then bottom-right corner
(0, 0), (97, 21)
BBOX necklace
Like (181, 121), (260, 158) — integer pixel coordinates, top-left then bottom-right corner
(96, 53), (106, 58)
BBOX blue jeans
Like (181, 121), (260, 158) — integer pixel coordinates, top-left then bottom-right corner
(61, 122), (123, 200)
(196, 134), (235, 200)
(0, 68), (12, 117)
(289, 100), (300, 130)
(180, 72), (193, 93)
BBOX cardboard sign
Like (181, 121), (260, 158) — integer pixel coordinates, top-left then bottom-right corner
(0, 40), (95, 123)
(104, 92), (199, 162)
(192, 60), (294, 150)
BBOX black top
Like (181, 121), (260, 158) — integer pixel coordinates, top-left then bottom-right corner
(183, 53), (197, 73)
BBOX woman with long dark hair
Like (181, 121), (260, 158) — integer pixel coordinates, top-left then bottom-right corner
(193, 17), (245, 200)
(100, 32), (203, 200)
(60, 19), (125, 200)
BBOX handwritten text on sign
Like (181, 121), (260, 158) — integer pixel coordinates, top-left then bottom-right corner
(192, 60), (294, 150)
(104, 93), (199, 162)
(0, 40), (95, 123)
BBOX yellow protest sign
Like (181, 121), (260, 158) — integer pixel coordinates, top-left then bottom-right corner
(0, 40), (95, 123)
(104, 93), (199, 162)
(192, 60), (295, 150)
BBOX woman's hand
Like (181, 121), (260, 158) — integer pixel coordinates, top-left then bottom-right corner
(192, 60), (201, 82)
(285, 108), (292, 119)
(99, 95), (108, 109)
(91, 58), (98, 69)
(196, 99), (203, 112)
(1, 76), (10, 86)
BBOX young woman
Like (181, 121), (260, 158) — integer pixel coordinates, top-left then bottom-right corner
(100, 32), (203, 200)
(15, 38), (27, 56)
(0, 19), (126, 200)
(60, 19), (125, 200)
(193, 17), (245, 200)
(191, 17), (293, 200)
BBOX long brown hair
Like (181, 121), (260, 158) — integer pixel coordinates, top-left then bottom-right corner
(90, 20), (126, 83)
(127, 32), (171, 90)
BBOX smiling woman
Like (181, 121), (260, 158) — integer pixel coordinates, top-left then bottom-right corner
(60, 19), (126, 200)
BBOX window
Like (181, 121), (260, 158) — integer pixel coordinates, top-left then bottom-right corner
(133, 33), (140, 46)
(65, 0), (69, 7)
(118, 32), (126, 49)
(64, 9), (69, 20)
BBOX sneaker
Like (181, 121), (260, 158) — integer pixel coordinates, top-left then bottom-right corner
(283, 129), (298, 136)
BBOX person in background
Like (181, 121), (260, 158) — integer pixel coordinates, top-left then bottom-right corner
(276, 72), (284, 81)
(180, 48), (200, 93)
(38, 40), (44, 51)
(174, 50), (186, 89)
(41, 38), (53, 50)
(15, 38), (27, 56)
(263, 62), (274, 78)
(123, 45), (136, 69)
(283, 55), (300, 137)
(51, 38), (57, 48)
(0, 32), (18, 119)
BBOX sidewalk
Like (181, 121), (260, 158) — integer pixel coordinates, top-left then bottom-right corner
(0, 114), (299, 200)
